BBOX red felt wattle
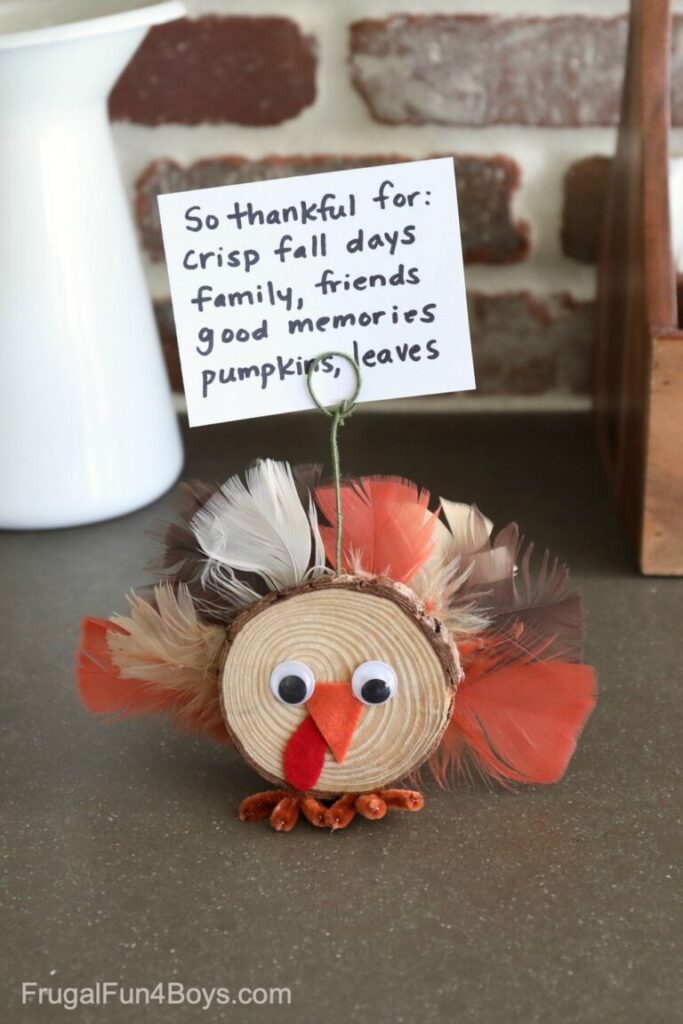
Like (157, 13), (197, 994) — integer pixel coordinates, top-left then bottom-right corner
(451, 660), (596, 784)
(315, 476), (437, 582)
(283, 715), (328, 792)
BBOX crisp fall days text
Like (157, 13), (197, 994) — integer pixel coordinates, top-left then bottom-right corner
(179, 179), (440, 398)
(157, 158), (474, 425)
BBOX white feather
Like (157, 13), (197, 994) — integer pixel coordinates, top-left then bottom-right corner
(439, 499), (493, 552)
(199, 565), (265, 610)
(408, 501), (499, 637)
(190, 459), (326, 592)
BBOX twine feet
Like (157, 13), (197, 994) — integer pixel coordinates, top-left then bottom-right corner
(239, 789), (424, 832)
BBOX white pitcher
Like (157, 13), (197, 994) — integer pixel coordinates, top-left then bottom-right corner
(0, 1), (184, 528)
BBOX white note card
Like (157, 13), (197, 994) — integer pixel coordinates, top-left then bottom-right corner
(157, 158), (475, 426)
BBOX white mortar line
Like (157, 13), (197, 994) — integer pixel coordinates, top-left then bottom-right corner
(109, 1), (627, 304)
(112, 123), (612, 302)
(172, 392), (592, 415)
(185, 0), (634, 18)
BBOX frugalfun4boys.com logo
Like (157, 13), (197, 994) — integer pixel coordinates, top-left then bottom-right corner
(21, 980), (292, 1012)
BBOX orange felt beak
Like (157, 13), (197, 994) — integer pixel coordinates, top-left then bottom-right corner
(306, 682), (364, 763)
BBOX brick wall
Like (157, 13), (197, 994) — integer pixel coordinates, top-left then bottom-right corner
(108, 0), (683, 403)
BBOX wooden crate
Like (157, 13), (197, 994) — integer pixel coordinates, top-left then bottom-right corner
(595, 0), (683, 574)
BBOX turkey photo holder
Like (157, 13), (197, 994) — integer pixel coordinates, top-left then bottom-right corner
(77, 159), (596, 831)
(78, 460), (597, 832)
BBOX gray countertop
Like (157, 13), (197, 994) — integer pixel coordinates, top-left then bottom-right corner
(2, 412), (681, 1024)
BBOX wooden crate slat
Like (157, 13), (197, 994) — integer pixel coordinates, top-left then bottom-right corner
(594, 0), (683, 574)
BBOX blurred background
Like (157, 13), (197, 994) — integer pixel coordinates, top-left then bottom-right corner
(106, 0), (681, 406)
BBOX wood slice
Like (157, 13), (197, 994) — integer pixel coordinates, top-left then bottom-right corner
(219, 575), (461, 797)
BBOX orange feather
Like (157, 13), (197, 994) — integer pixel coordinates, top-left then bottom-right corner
(78, 618), (165, 715)
(315, 476), (438, 582)
(445, 658), (596, 785)
(77, 617), (229, 742)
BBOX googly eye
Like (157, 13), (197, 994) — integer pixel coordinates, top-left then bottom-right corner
(270, 661), (316, 706)
(351, 661), (397, 705)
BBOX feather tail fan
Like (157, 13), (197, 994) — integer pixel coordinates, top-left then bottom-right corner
(78, 617), (167, 717)
(191, 459), (326, 596)
(315, 476), (438, 582)
(77, 585), (229, 742)
(432, 655), (596, 786)
(149, 462), (327, 623)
